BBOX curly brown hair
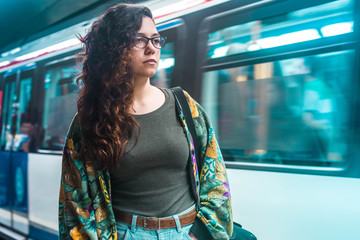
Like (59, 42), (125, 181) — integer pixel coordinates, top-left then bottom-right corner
(76, 4), (153, 170)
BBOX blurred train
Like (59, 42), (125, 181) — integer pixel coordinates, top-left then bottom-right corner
(0, 0), (359, 239)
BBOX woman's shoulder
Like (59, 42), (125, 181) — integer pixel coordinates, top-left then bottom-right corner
(166, 86), (206, 119)
(68, 112), (80, 129)
(182, 90), (200, 119)
(66, 113), (82, 143)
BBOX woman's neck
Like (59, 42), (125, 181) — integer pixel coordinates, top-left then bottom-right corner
(133, 77), (152, 101)
(129, 77), (165, 115)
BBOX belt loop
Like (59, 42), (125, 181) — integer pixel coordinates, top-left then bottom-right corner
(131, 215), (137, 232)
(173, 215), (182, 232)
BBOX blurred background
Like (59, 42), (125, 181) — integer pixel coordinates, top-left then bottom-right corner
(0, 0), (360, 239)
(0, 0), (145, 53)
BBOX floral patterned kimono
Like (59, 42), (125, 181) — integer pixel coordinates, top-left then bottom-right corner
(59, 90), (233, 240)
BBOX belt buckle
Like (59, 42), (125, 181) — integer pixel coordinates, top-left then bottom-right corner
(143, 217), (161, 230)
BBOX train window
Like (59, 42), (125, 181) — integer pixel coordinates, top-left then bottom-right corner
(1, 74), (33, 152)
(151, 42), (174, 88)
(207, 0), (353, 58)
(151, 19), (186, 88)
(13, 77), (33, 152)
(1, 78), (16, 149)
(201, 49), (353, 167)
(40, 64), (79, 151)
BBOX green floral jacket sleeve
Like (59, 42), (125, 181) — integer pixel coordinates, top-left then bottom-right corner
(59, 114), (117, 240)
(182, 91), (233, 240)
(58, 90), (233, 240)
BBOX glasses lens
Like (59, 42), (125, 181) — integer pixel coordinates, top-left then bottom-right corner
(134, 37), (147, 48)
(152, 37), (166, 49)
(159, 37), (166, 48)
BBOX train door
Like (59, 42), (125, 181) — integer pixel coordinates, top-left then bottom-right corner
(0, 66), (34, 238)
(26, 58), (79, 239)
(0, 72), (16, 231)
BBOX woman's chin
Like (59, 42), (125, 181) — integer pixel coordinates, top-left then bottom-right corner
(136, 70), (157, 79)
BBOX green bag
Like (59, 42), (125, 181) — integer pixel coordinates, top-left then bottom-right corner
(231, 222), (257, 240)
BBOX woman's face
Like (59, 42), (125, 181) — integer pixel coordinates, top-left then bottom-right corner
(130, 16), (160, 81)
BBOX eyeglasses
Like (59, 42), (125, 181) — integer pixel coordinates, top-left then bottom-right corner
(133, 36), (167, 49)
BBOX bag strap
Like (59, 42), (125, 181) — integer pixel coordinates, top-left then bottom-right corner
(171, 87), (202, 171)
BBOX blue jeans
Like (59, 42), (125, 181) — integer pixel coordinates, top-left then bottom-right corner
(116, 205), (195, 240)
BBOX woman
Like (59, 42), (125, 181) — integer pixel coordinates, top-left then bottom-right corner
(59, 3), (233, 240)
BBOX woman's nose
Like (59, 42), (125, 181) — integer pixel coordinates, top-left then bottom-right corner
(145, 41), (156, 54)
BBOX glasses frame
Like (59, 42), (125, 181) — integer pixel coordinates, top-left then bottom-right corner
(133, 36), (167, 49)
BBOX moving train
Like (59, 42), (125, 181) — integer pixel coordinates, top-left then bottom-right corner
(0, 0), (359, 239)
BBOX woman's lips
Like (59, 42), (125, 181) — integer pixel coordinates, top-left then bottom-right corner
(144, 59), (156, 63)
(143, 59), (157, 65)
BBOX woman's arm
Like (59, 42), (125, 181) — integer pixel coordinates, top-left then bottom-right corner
(58, 114), (97, 240)
(184, 92), (233, 240)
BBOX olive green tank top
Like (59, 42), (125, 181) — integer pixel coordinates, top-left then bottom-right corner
(110, 88), (195, 217)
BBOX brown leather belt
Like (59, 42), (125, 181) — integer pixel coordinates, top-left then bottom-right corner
(113, 207), (197, 230)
